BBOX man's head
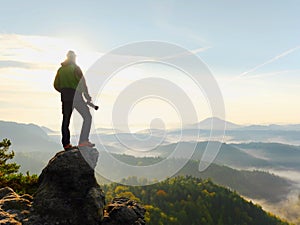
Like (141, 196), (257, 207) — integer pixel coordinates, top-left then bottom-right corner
(66, 50), (76, 62)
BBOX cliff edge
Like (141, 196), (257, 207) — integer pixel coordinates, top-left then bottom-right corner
(24, 147), (105, 225)
(0, 147), (145, 225)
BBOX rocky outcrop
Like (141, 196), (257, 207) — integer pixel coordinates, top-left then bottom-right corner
(23, 147), (105, 225)
(102, 197), (146, 225)
(0, 147), (146, 225)
(0, 187), (32, 225)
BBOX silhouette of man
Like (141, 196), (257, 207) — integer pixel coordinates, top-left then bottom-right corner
(54, 50), (95, 150)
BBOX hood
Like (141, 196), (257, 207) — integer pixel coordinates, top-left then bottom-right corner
(61, 59), (76, 66)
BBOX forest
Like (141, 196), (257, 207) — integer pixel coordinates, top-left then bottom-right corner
(103, 176), (290, 225)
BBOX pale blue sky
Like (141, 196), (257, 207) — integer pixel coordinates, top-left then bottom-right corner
(1, 0), (299, 73)
(0, 0), (300, 129)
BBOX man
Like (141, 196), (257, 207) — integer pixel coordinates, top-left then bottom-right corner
(54, 50), (95, 150)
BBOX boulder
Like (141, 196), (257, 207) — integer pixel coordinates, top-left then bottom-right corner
(102, 197), (146, 225)
(0, 187), (31, 224)
(24, 147), (105, 225)
(0, 187), (17, 199)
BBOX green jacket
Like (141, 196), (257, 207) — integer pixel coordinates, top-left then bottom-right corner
(54, 60), (91, 101)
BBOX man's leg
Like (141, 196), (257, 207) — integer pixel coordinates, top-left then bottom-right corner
(61, 101), (73, 147)
(74, 100), (92, 144)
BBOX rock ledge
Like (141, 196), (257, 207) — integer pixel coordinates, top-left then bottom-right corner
(0, 148), (146, 225)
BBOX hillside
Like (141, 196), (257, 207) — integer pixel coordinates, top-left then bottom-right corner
(13, 151), (54, 174)
(152, 141), (272, 168)
(0, 121), (60, 152)
(12, 139), (300, 175)
(234, 142), (300, 169)
(178, 161), (292, 203)
(110, 154), (292, 203)
(103, 176), (290, 225)
(1, 144), (291, 224)
(150, 141), (300, 170)
(12, 148), (292, 204)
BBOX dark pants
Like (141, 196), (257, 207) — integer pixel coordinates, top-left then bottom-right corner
(61, 100), (92, 146)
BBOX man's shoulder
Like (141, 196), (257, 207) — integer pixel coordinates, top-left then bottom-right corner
(74, 64), (82, 70)
(58, 63), (78, 70)
(74, 65), (83, 76)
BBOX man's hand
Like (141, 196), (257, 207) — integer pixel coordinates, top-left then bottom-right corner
(84, 93), (92, 102)
(86, 101), (99, 110)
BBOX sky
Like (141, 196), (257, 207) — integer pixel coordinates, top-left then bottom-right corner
(0, 0), (300, 131)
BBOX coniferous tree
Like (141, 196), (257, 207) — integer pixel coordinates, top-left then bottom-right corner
(0, 138), (20, 175)
(0, 138), (38, 194)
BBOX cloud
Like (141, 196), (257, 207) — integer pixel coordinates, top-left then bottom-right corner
(0, 34), (102, 71)
(0, 60), (55, 70)
(237, 45), (300, 79)
(0, 60), (34, 69)
(238, 69), (300, 80)
(0, 34), (61, 71)
(159, 46), (211, 60)
(0, 33), (102, 129)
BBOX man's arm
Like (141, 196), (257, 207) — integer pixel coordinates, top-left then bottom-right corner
(53, 71), (61, 92)
(75, 66), (92, 101)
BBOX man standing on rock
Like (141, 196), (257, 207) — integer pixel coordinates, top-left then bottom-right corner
(54, 50), (95, 150)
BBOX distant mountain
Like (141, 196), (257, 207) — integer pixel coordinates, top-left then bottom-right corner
(10, 142), (296, 203)
(147, 140), (300, 171)
(136, 128), (167, 135)
(223, 129), (300, 145)
(41, 126), (57, 134)
(0, 120), (60, 152)
(95, 127), (121, 134)
(110, 153), (292, 203)
(3, 119), (300, 163)
(233, 142), (300, 169)
(150, 141), (271, 168)
(275, 124), (300, 131)
(188, 117), (241, 130)
(186, 117), (300, 132)
(13, 151), (54, 174)
(241, 124), (300, 131)
(166, 127), (300, 145)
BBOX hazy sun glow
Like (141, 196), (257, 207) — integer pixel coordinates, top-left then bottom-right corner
(0, 34), (101, 130)
(1, 32), (300, 131)
(0, 34), (212, 131)
(91, 63), (211, 131)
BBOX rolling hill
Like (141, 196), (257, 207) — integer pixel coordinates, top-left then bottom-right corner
(234, 142), (300, 170)
(109, 153), (292, 203)
(0, 121), (60, 152)
(103, 176), (291, 225)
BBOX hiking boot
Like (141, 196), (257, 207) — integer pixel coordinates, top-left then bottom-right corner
(78, 141), (95, 148)
(64, 144), (77, 151)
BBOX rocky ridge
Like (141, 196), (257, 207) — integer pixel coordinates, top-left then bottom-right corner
(0, 148), (145, 225)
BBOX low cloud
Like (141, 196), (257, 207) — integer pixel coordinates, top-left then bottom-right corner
(0, 60), (55, 70)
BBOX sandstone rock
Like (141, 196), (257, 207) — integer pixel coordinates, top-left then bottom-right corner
(20, 194), (33, 202)
(0, 147), (146, 225)
(0, 216), (22, 225)
(102, 197), (146, 225)
(24, 147), (105, 225)
(1, 197), (31, 211)
(0, 187), (17, 199)
(0, 187), (31, 225)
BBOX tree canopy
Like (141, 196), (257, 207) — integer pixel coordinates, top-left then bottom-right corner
(103, 176), (290, 225)
(0, 138), (38, 194)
